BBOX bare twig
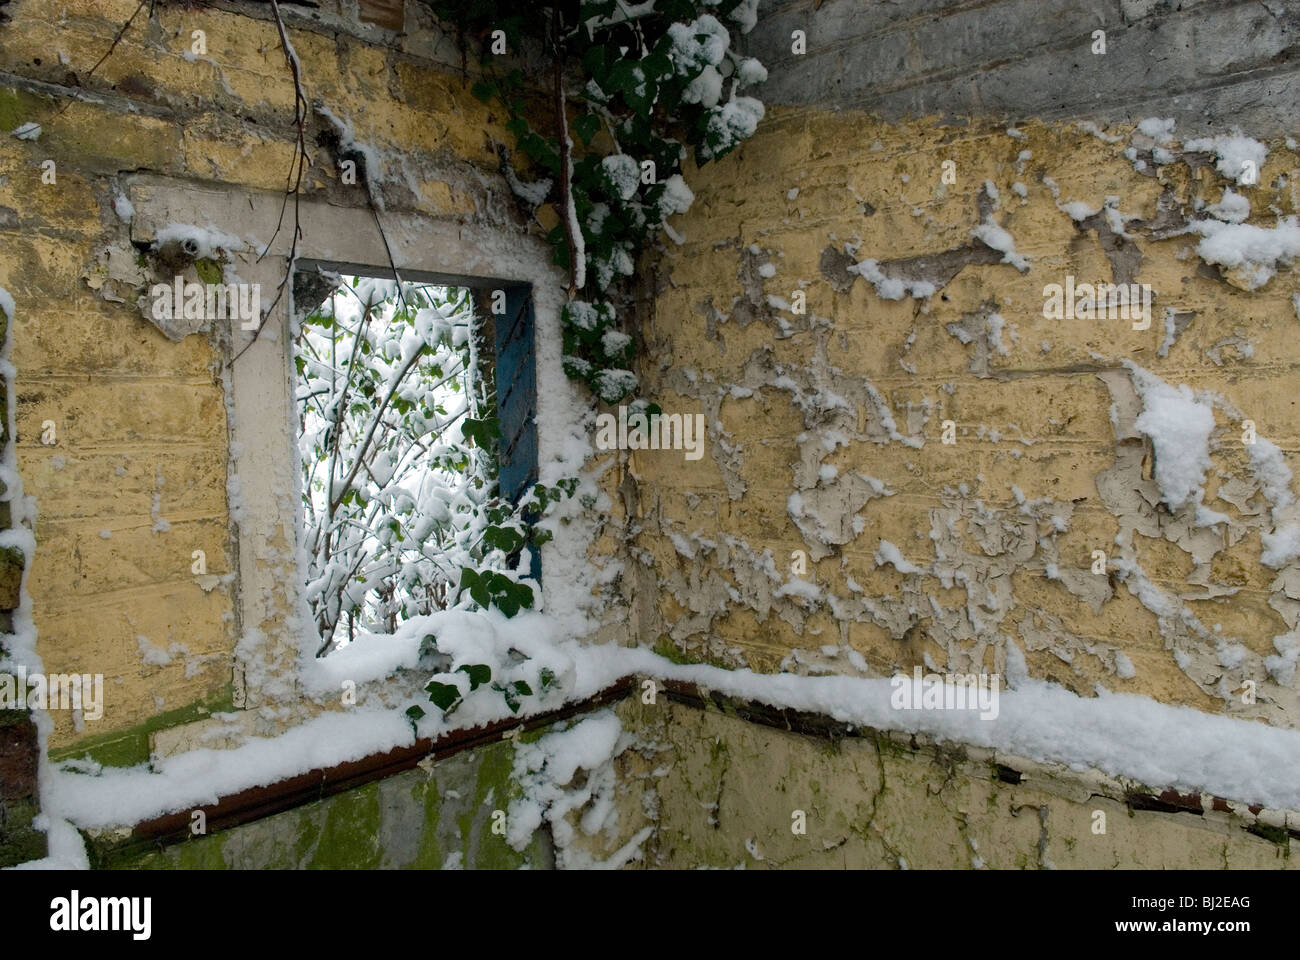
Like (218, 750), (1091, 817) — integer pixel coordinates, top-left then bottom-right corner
(52, 0), (152, 118)
(552, 4), (580, 296)
(328, 343), (428, 513)
(234, 0), (308, 363)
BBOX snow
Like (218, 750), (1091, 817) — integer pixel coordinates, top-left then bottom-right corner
(736, 57), (767, 86)
(986, 313), (1009, 355)
(33, 618), (1300, 840)
(774, 577), (823, 601)
(1184, 134), (1267, 185)
(11, 122), (41, 140)
(849, 257), (935, 301)
(1137, 117), (1177, 145)
(702, 95), (764, 160)
(600, 154), (640, 201)
(874, 539), (923, 574)
(594, 368), (638, 403)
(1262, 527), (1300, 569)
(1206, 187), (1250, 224)
(1248, 438), (1295, 510)
(504, 164), (552, 206)
(1188, 216), (1300, 291)
(1126, 362), (1216, 511)
(728, 0), (759, 32)
(507, 709), (623, 848)
(657, 174), (695, 218)
(155, 222), (247, 260)
(684, 64), (723, 108)
(667, 15), (730, 70)
(971, 215), (1030, 271)
(112, 193), (135, 224)
(1157, 308), (1178, 358)
(578, 649), (1300, 812)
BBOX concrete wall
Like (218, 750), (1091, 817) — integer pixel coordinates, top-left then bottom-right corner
(742, 0), (1300, 136)
(623, 695), (1297, 869)
(93, 735), (554, 870)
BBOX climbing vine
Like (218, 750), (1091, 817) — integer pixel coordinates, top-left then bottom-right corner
(426, 0), (766, 403)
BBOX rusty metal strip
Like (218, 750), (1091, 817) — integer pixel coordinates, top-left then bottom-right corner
(112, 678), (632, 855)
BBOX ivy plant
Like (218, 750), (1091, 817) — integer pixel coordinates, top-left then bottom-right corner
(424, 0), (766, 403)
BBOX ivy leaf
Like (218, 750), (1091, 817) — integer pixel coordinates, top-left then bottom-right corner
(581, 43), (608, 81)
(404, 704), (426, 734)
(482, 523), (526, 555)
(424, 679), (463, 713)
(575, 113), (602, 146)
(470, 80), (496, 103)
(459, 568), (490, 608)
(457, 663), (492, 691)
(462, 415), (499, 449)
(606, 59), (639, 95)
(641, 51), (673, 82)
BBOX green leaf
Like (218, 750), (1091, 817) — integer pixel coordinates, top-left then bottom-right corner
(457, 663), (492, 691)
(424, 679), (463, 712)
(404, 704), (426, 733)
(575, 113), (602, 146)
(483, 523), (526, 555)
(462, 415), (500, 449)
(471, 80), (496, 102)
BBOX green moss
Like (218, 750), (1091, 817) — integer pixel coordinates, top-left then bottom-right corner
(0, 88), (42, 135)
(410, 779), (444, 869)
(0, 797), (47, 866)
(460, 741), (525, 869)
(153, 834), (230, 870)
(193, 258), (224, 284)
(50, 685), (235, 768)
(309, 782), (384, 869)
(293, 805), (323, 866)
(653, 636), (698, 665)
(517, 725), (549, 745)
(1247, 822), (1291, 853)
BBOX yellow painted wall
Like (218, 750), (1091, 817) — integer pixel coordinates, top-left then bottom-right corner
(619, 697), (1297, 869)
(0, 0), (520, 752)
(625, 108), (1300, 730)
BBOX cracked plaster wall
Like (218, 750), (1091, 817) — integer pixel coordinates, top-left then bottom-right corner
(618, 697), (1298, 869)
(0, 0), (549, 756)
(606, 110), (1300, 757)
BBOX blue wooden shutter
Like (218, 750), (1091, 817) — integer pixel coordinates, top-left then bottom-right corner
(493, 285), (540, 580)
